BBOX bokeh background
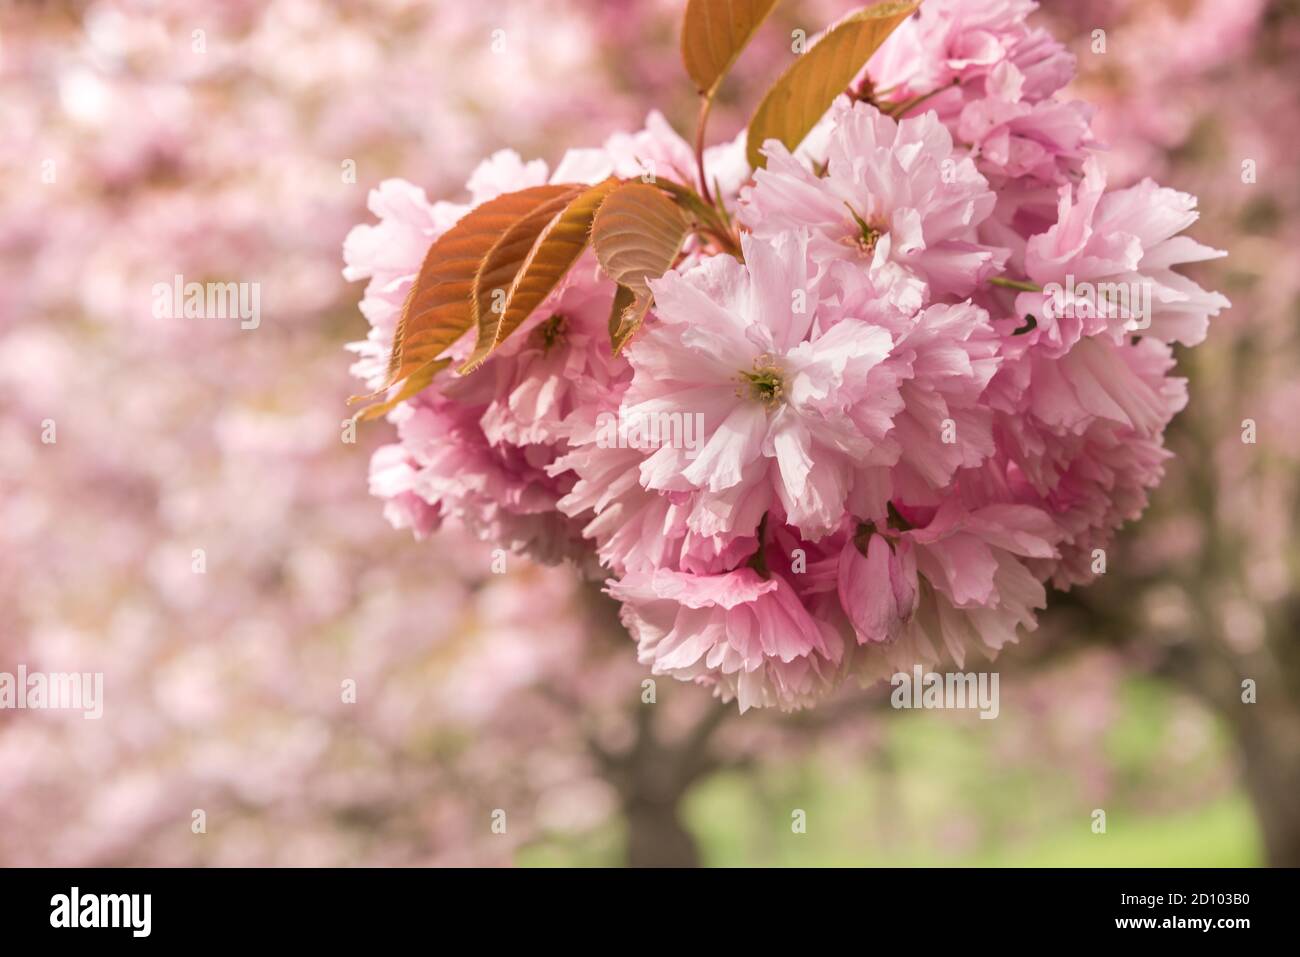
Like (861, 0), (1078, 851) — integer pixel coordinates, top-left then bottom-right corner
(2, 0), (1298, 867)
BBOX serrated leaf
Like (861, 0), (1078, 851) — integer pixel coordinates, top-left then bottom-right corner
(461, 189), (579, 371)
(591, 183), (691, 351)
(383, 184), (577, 390)
(461, 179), (616, 373)
(746, 0), (918, 169)
(349, 358), (449, 422)
(592, 183), (690, 300)
(682, 0), (780, 99)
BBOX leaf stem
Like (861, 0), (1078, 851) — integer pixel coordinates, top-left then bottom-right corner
(989, 276), (1043, 293)
(885, 79), (959, 119)
(694, 96), (715, 207)
(698, 225), (742, 259)
(655, 178), (742, 259)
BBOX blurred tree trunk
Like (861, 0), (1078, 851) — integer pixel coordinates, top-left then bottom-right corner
(1164, 635), (1300, 867)
(1039, 587), (1300, 866)
(1126, 565), (1300, 867)
(611, 699), (727, 868)
(1160, 611), (1300, 867)
(578, 579), (725, 868)
(1193, 594), (1300, 866)
(611, 702), (700, 868)
(1175, 376), (1300, 868)
(623, 796), (700, 868)
(1231, 699), (1300, 867)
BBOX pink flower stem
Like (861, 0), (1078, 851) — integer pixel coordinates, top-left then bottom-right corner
(989, 276), (1042, 292)
(885, 79), (960, 118)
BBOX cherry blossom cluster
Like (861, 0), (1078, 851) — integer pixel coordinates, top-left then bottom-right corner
(346, 0), (1228, 712)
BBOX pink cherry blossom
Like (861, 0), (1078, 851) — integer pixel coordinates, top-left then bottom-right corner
(345, 0), (1232, 714)
(957, 61), (1094, 183)
(1017, 157), (1231, 353)
(867, 0), (1076, 116)
(625, 230), (896, 542)
(848, 499), (1060, 682)
(610, 567), (843, 713)
(378, 393), (587, 566)
(837, 532), (919, 645)
(838, 297), (1003, 517)
(741, 102), (1007, 305)
(989, 335), (1189, 589)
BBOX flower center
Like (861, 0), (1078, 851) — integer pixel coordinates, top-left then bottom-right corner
(531, 313), (567, 353)
(843, 202), (884, 256)
(738, 354), (786, 408)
